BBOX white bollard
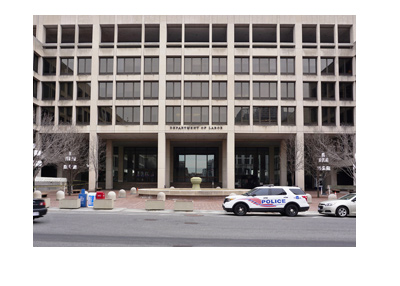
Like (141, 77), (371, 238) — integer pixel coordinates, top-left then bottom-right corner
(130, 187), (137, 195)
(107, 191), (116, 201)
(118, 189), (126, 198)
(305, 193), (312, 203)
(56, 190), (65, 201)
(328, 194), (337, 200)
(229, 193), (237, 196)
(33, 190), (42, 199)
(157, 192), (166, 201)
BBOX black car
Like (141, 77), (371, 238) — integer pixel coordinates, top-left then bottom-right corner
(33, 199), (47, 220)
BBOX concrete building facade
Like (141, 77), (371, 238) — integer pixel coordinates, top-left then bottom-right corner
(33, 15), (356, 191)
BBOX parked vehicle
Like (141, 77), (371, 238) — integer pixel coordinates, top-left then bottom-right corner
(318, 193), (356, 217)
(33, 199), (47, 220)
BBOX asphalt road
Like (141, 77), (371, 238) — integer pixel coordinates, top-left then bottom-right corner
(33, 210), (356, 247)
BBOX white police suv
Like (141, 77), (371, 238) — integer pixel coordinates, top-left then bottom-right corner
(222, 185), (309, 216)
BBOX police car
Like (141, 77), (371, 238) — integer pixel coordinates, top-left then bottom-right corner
(222, 185), (309, 216)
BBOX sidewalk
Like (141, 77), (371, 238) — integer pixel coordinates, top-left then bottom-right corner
(44, 189), (340, 213)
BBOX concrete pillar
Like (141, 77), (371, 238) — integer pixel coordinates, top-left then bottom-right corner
(88, 132), (97, 191)
(295, 133), (305, 190)
(165, 139), (171, 187)
(269, 147), (275, 185)
(157, 132), (166, 188)
(226, 132), (235, 189)
(222, 138), (227, 188)
(118, 146), (123, 182)
(280, 140), (288, 186)
(105, 139), (113, 189)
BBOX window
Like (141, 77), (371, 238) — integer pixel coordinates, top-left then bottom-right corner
(185, 24), (209, 42)
(253, 57), (277, 74)
(33, 53), (39, 73)
(184, 106), (209, 124)
(280, 25), (294, 43)
(99, 57), (113, 74)
(166, 57), (181, 74)
(235, 25), (249, 42)
(78, 57), (91, 74)
(33, 79), (38, 98)
(212, 57), (227, 74)
(212, 82), (227, 99)
(166, 81), (181, 99)
(79, 25), (92, 43)
(77, 82), (91, 100)
(76, 106), (90, 125)
(338, 26), (351, 43)
(59, 107), (72, 125)
(304, 107), (318, 125)
(235, 82), (249, 99)
(253, 106), (278, 125)
(116, 106), (140, 125)
(42, 82), (56, 100)
(117, 82), (140, 99)
(281, 107), (296, 125)
(59, 82), (73, 100)
(302, 25), (316, 43)
(143, 106), (158, 124)
(280, 57), (295, 75)
(212, 24), (227, 42)
(167, 24), (182, 42)
(303, 82), (317, 100)
(212, 106), (227, 124)
(339, 58), (353, 75)
(184, 57), (209, 74)
(303, 57), (317, 74)
(253, 82), (277, 99)
(235, 106), (250, 125)
(184, 82), (209, 99)
(322, 107), (336, 126)
(145, 24), (159, 42)
(321, 58), (335, 75)
(253, 24), (276, 42)
(98, 106), (112, 125)
(117, 57), (141, 74)
(41, 107), (55, 124)
(43, 57), (56, 75)
(320, 25), (334, 43)
(235, 57), (249, 74)
(118, 24), (141, 42)
(99, 82), (113, 99)
(60, 58), (74, 75)
(101, 25), (114, 43)
(340, 107), (354, 126)
(61, 26), (75, 43)
(144, 82), (159, 99)
(144, 57), (159, 74)
(269, 188), (287, 195)
(166, 106), (181, 124)
(321, 82), (335, 100)
(281, 82), (295, 100)
(339, 82), (353, 100)
(253, 188), (269, 196)
(45, 26), (57, 43)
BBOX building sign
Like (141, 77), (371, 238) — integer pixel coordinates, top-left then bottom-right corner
(169, 126), (224, 130)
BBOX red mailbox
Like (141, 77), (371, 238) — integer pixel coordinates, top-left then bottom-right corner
(96, 191), (105, 199)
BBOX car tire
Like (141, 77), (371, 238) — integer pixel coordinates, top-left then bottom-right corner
(284, 204), (299, 217)
(336, 206), (349, 217)
(233, 203), (248, 216)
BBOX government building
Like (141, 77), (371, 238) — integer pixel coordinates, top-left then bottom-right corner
(33, 15), (356, 191)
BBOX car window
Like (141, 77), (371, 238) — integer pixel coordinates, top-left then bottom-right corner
(289, 188), (305, 195)
(254, 188), (269, 196)
(269, 188), (287, 195)
(339, 194), (356, 200)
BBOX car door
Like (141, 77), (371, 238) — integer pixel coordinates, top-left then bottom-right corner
(348, 196), (356, 215)
(266, 188), (288, 211)
(250, 187), (269, 210)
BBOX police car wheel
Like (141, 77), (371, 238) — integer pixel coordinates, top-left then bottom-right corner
(336, 206), (348, 217)
(285, 204), (298, 217)
(233, 203), (247, 216)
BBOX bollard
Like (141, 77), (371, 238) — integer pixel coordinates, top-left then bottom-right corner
(305, 193), (312, 203)
(33, 190), (42, 199)
(328, 194), (337, 200)
(157, 192), (166, 201)
(130, 187), (137, 195)
(56, 190), (65, 201)
(229, 193), (237, 196)
(107, 191), (116, 201)
(118, 189), (126, 198)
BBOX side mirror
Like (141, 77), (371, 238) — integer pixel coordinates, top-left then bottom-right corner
(352, 198), (356, 202)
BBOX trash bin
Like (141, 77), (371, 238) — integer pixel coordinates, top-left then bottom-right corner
(96, 191), (105, 199)
(87, 192), (96, 207)
(79, 189), (87, 207)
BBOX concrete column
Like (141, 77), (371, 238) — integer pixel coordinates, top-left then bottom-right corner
(226, 132), (235, 189)
(105, 139), (113, 189)
(157, 132), (166, 188)
(165, 139), (171, 187)
(88, 132), (97, 191)
(295, 133), (305, 190)
(269, 147), (275, 185)
(222, 138), (227, 188)
(118, 146), (123, 182)
(280, 140), (288, 186)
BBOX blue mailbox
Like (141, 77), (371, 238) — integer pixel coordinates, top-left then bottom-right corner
(79, 189), (87, 207)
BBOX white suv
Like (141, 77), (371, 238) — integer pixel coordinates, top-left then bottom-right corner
(222, 185), (309, 216)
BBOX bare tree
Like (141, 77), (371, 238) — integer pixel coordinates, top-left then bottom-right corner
(281, 135), (304, 186)
(88, 135), (106, 190)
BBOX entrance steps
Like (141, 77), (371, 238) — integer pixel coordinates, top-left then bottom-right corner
(138, 188), (249, 197)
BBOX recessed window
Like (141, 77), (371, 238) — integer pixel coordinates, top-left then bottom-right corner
(235, 57), (249, 74)
(304, 107), (318, 125)
(78, 25), (92, 43)
(280, 57), (295, 75)
(212, 24), (227, 42)
(184, 82), (209, 99)
(184, 57), (208, 74)
(61, 26), (75, 43)
(99, 82), (113, 99)
(321, 58), (335, 75)
(185, 24), (209, 42)
(320, 25), (334, 43)
(98, 106), (112, 125)
(321, 82), (335, 100)
(253, 106), (278, 125)
(78, 57), (91, 75)
(116, 106), (140, 125)
(59, 107), (72, 125)
(234, 106), (250, 125)
(101, 25), (115, 43)
(42, 82), (56, 100)
(212, 57), (227, 74)
(33, 53), (39, 73)
(144, 82), (159, 99)
(281, 107), (296, 125)
(45, 26), (57, 43)
(60, 58), (74, 75)
(212, 106), (227, 125)
(43, 57), (57, 75)
(77, 82), (91, 100)
(281, 82), (295, 100)
(235, 25), (249, 42)
(99, 57), (114, 74)
(167, 24), (182, 42)
(280, 25), (294, 43)
(235, 82), (249, 99)
(253, 57), (277, 74)
(339, 82), (353, 100)
(117, 57), (141, 74)
(302, 25), (316, 43)
(166, 82), (181, 99)
(253, 24), (276, 42)
(166, 57), (181, 74)
(117, 82), (140, 99)
(144, 57), (159, 74)
(41, 107), (55, 124)
(145, 24), (159, 42)
(339, 58), (353, 75)
(118, 24), (141, 42)
(33, 79), (38, 98)
(303, 82), (318, 100)
(340, 107), (354, 126)
(253, 82), (277, 99)
(166, 106), (181, 125)
(143, 106), (158, 124)
(59, 82), (73, 100)
(184, 106), (209, 124)
(338, 26), (351, 43)
(322, 107), (336, 126)
(303, 57), (317, 74)
(76, 106), (90, 125)
(212, 82), (227, 99)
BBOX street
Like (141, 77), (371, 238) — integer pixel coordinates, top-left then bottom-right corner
(33, 210), (356, 247)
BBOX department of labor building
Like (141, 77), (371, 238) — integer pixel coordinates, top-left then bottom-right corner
(32, 15), (356, 191)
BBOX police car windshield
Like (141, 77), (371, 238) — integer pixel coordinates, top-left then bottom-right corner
(339, 194), (356, 200)
(244, 188), (259, 196)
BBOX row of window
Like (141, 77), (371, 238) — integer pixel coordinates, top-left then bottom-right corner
(36, 23), (352, 45)
(38, 105), (354, 126)
(35, 55), (353, 76)
(34, 80), (354, 101)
